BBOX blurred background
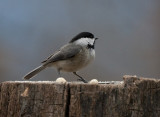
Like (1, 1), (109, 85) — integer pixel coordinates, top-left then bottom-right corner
(0, 0), (160, 82)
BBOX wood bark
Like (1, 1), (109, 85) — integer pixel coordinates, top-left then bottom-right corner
(0, 75), (160, 117)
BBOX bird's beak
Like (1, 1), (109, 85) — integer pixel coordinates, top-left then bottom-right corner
(95, 38), (98, 40)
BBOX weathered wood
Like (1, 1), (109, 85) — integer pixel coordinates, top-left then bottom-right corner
(0, 75), (160, 117)
(0, 81), (69, 117)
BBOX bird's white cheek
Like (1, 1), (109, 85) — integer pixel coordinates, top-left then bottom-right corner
(74, 38), (95, 46)
(74, 38), (88, 46)
(88, 39), (95, 45)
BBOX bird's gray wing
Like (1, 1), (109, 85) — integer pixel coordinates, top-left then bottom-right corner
(41, 50), (58, 63)
(42, 44), (82, 65)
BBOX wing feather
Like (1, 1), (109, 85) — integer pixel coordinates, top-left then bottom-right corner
(42, 44), (82, 65)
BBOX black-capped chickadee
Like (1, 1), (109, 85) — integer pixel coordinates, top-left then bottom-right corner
(23, 32), (98, 83)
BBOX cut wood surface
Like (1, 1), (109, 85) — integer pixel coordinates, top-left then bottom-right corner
(0, 75), (160, 117)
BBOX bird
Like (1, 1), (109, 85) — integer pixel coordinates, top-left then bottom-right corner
(23, 32), (98, 83)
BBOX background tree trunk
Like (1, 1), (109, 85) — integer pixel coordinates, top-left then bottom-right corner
(0, 75), (160, 117)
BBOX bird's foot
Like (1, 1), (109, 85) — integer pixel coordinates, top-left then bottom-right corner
(77, 78), (88, 83)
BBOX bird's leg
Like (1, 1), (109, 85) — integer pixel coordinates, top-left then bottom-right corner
(57, 69), (61, 77)
(73, 72), (88, 83)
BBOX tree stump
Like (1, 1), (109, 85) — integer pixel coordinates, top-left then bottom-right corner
(0, 75), (160, 117)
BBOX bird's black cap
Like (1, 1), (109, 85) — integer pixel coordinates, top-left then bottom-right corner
(70, 32), (94, 43)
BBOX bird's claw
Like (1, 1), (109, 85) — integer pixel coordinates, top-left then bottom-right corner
(77, 78), (88, 83)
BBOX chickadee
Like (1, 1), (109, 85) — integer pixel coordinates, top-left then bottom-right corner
(23, 32), (98, 83)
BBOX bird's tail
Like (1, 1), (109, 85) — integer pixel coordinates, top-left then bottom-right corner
(23, 65), (46, 80)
